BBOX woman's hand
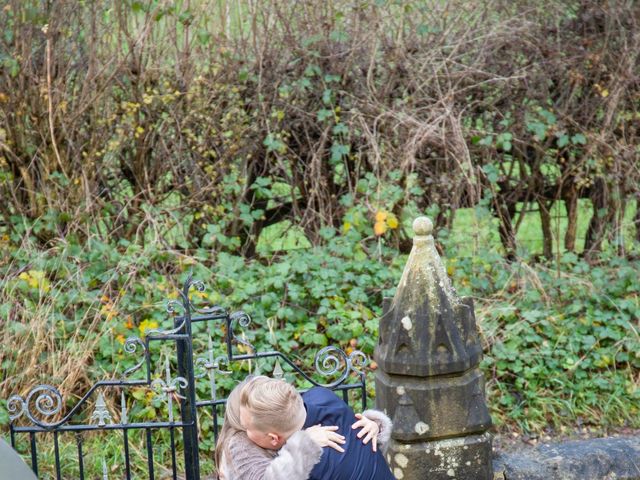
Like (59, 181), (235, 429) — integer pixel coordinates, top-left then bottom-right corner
(351, 413), (380, 451)
(305, 424), (346, 452)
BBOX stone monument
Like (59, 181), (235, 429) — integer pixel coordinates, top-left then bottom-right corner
(375, 217), (493, 480)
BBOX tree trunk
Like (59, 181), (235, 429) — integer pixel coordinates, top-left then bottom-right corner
(494, 194), (517, 260)
(584, 177), (609, 257)
(563, 185), (579, 253)
(635, 197), (640, 245)
(538, 198), (554, 260)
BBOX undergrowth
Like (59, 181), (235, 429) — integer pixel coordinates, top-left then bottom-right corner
(0, 210), (638, 477)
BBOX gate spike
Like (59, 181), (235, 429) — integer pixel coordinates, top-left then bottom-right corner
(272, 360), (284, 380)
(91, 392), (112, 427)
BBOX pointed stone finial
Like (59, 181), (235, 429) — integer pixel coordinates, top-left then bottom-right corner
(412, 216), (433, 237)
(374, 215), (493, 480)
(377, 216), (481, 377)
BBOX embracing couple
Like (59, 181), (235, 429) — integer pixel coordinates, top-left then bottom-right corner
(215, 376), (395, 480)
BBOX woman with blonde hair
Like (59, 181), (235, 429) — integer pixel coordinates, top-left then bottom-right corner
(215, 376), (392, 480)
(215, 376), (345, 480)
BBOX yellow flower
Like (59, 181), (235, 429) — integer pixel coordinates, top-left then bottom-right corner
(139, 319), (159, 337)
(375, 211), (388, 222)
(19, 270), (51, 292)
(374, 221), (387, 236)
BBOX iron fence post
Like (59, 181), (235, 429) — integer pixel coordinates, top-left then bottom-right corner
(177, 280), (200, 480)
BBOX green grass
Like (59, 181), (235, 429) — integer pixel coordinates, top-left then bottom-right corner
(256, 199), (639, 259)
(445, 199), (638, 258)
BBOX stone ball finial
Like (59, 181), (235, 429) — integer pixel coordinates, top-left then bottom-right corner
(412, 216), (433, 236)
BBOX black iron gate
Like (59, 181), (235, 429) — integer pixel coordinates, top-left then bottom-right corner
(6, 276), (368, 479)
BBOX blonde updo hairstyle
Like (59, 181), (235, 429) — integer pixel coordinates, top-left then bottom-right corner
(239, 376), (306, 434)
(214, 375), (305, 476)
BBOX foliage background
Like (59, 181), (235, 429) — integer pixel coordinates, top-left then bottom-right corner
(0, 0), (639, 476)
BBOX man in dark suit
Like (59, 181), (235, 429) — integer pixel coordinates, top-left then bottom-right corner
(302, 387), (395, 480)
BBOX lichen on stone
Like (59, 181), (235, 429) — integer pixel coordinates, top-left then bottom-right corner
(414, 422), (430, 435)
(391, 217), (460, 316)
(395, 453), (409, 468)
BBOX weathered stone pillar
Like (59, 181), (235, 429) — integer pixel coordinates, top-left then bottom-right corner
(375, 217), (493, 480)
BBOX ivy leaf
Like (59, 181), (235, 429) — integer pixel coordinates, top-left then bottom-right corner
(317, 109), (333, 122)
(263, 133), (286, 153)
(482, 164), (500, 184)
(322, 89), (333, 105)
(329, 30), (349, 42)
(557, 134), (570, 148)
(131, 1), (144, 13)
(330, 143), (350, 163)
(527, 121), (547, 141)
(332, 123), (349, 135)
(571, 133), (587, 145)
(479, 135), (494, 146)
(324, 74), (341, 83)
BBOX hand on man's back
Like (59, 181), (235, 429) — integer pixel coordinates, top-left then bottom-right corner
(352, 413), (380, 452)
(306, 424), (346, 452)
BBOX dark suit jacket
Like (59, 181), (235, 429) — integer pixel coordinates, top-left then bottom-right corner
(302, 387), (395, 480)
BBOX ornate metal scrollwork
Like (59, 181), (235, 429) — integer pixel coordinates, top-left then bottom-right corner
(348, 350), (368, 372)
(166, 299), (185, 316)
(195, 340), (231, 401)
(228, 310), (256, 354)
(314, 346), (369, 388)
(194, 354), (231, 379)
(122, 336), (148, 378)
(151, 360), (188, 423)
(7, 385), (64, 428)
(7, 394), (25, 421)
(186, 279), (228, 316)
(272, 359), (284, 380)
(146, 318), (187, 338)
(143, 300), (187, 337)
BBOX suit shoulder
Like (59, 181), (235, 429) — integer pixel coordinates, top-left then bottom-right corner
(304, 386), (343, 404)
